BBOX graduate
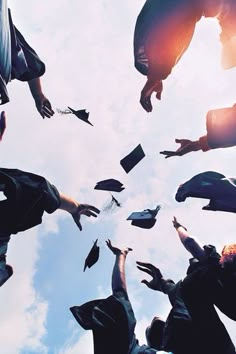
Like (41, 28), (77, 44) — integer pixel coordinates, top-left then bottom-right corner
(0, 167), (100, 287)
(160, 104), (236, 158)
(70, 239), (170, 354)
(172, 217), (236, 354)
(0, 0), (54, 118)
(134, 0), (236, 112)
(137, 217), (236, 354)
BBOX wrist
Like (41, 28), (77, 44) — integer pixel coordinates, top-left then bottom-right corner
(174, 223), (187, 231)
(70, 201), (80, 215)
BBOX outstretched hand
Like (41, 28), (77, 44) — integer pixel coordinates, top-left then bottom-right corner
(71, 204), (100, 231)
(106, 239), (132, 256)
(160, 139), (197, 159)
(35, 95), (55, 119)
(136, 261), (163, 291)
(172, 216), (187, 231)
(140, 80), (163, 112)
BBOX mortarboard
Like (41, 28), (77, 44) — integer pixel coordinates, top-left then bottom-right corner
(127, 205), (161, 229)
(120, 144), (145, 173)
(0, 111), (6, 141)
(56, 107), (93, 126)
(83, 239), (100, 271)
(94, 179), (125, 192)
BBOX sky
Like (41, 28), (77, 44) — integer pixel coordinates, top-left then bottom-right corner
(1, 0), (236, 353)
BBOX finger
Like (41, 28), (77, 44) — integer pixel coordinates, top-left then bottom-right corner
(156, 91), (161, 100)
(82, 210), (92, 217)
(106, 239), (112, 249)
(77, 221), (82, 231)
(137, 266), (153, 276)
(42, 111), (52, 118)
(175, 139), (183, 143)
(160, 151), (175, 156)
(44, 100), (54, 111)
(136, 261), (154, 269)
(141, 279), (151, 288)
(87, 211), (98, 218)
(87, 205), (100, 214)
(140, 96), (152, 113)
(43, 107), (54, 117)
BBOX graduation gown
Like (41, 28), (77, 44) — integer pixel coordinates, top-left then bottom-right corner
(181, 245), (236, 354)
(0, 168), (60, 234)
(176, 171), (236, 213)
(133, 0), (202, 79)
(70, 289), (156, 354)
(0, 4), (45, 104)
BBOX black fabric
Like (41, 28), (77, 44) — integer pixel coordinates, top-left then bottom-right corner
(120, 144), (145, 174)
(162, 280), (195, 354)
(94, 179), (125, 193)
(0, 168), (60, 234)
(70, 289), (136, 354)
(0, 9), (45, 105)
(83, 240), (100, 272)
(9, 10), (45, 81)
(206, 105), (236, 149)
(176, 171), (236, 213)
(133, 0), (202, 78)
(181, 267), (236, 354)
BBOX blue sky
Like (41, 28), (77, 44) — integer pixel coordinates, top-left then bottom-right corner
(1, 0), (236, 353)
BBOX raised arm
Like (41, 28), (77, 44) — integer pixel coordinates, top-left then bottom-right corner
(172, 217), (205, 260)
(58, 192), (100, 231)
(28, 77), (54, 118)
(106, 239), (132, 293)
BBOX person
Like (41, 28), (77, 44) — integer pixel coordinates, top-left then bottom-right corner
(137, 261), (194, 354)
(0, 1), (54, 118)
(134, 0), (236, 112)
(137, 217), (236, 354)
(160, 104), (236, 158)
(173, 216), (236, 354)
(70, 239), (170, 354)
(0, 167), (100, 287)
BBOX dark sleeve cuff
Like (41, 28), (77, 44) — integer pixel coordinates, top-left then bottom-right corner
(43, 182), (61, 214)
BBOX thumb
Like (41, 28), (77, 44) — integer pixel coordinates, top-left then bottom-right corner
(175, 139), (182, 143)
(141, 279), (150, 288)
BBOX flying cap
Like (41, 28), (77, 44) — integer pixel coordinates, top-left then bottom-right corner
(94, 179), (125, 192)
(57, 107), (93, 126)
(67, 107), (93, 126)
(120, 144), (145, 173)
(83, 239), (100, 271)
(127, 205), (161, 229)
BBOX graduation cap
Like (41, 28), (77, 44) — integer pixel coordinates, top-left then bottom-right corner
(0, 111), (6, 141)
(120, 144), (145, 173)
(83, 239), (100, 271)
(127, 205), (161, 229)
(57, 107), (93, 126)
(94, 179), (125, 192)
